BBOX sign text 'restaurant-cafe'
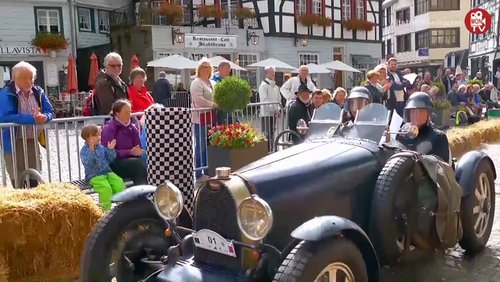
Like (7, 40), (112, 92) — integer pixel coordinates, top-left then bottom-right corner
(184, 34), (237, 49)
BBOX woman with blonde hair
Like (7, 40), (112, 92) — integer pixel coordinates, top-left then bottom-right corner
(190, 57), (217, 182)
(321, 88), (333, 104)
(332, 87), (347, 108)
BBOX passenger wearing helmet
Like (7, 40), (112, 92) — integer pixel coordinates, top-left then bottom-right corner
(397, 92), (450, 163)
(342, 86), (372, 123)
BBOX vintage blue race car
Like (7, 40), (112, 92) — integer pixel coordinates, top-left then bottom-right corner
(80, 103), (496, 282)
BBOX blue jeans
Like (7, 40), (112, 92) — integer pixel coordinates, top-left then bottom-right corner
(194, 124), (207, 178)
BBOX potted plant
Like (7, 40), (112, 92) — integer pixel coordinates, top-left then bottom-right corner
(468, 78), (484, 88)
(297, 13), (319, 27)
(159, 1), (184, 25)
(432, 81), (446, 98)
(432, 98), (452, 128)
(207, 76), (268, 176)
(234, 6), (255, 20)
(341, 18), (375, 31)
(197, 4), (225, 19)
(316, 15), (332, 27)
(31, 32), (69, 57)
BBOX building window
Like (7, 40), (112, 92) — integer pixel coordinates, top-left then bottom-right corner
(386, 7), (391, 26)
(312, 0), (322, 14)
(387, 39), (392, 56)
(429, 0), (459, 10)
(78, 8), (93, 32)
(98, 10), (110, 33)
(396, 8), (410, 25)
(341, 0), (351, 19)
(396, 34), (411, 53)
(297, 0), (307, 15)
(430, 28), (459, 48)
(189, 53), (210, 61)
(355, 0), (365, 19)
(34, 7), (62, 33)
(415, 30), (430, 49)
(238, 54), (258, 88)
(415, 0), (429, 15)
(299, 53), (319, 65)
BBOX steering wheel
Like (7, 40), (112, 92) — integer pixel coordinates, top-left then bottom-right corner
(273, 130), (303, 152)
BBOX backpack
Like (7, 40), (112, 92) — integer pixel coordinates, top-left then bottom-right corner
(82, 90), (99, 116)
(455, 110), (468, 126)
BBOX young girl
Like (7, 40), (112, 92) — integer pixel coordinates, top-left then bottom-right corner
(80, 124), (125, 210)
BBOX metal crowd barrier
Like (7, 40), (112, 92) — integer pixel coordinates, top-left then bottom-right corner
(0, 102), (284, 188)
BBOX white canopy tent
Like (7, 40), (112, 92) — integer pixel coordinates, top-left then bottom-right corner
(320, 60), (361, 73)
(147, 54), (198, 69)
(247, 58), (297, 71)
(206, 56), (247, 71)
(291, 63), (332, 74)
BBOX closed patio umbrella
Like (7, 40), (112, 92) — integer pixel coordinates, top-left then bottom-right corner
(67, 53), (78, 94)
(88, 53), (99, 89)
(131, 54), (140, 70)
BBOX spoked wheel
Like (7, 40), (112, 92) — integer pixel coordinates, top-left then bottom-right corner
(459, 160), (495, 253)
(273, 130), (302, 152)
(273, 238), (368, 282)
(80, 198), (172, 282)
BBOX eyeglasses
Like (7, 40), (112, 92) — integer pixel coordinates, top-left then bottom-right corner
(108, 63), (123, 68)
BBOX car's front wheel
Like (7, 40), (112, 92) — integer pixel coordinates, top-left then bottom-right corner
(272, 238), (368, 282)
(79, 198), (172, 282)
(459, 159), (495, 253)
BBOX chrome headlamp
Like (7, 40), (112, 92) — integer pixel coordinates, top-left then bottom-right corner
(154, 181), (184, 220)
(237, 195), (273, 241)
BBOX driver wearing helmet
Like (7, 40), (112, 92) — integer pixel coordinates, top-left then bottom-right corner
(397, 92), (450, 163)
(342, 86), (372, 123)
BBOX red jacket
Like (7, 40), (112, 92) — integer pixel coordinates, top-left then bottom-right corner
(128, 85), (154, 113)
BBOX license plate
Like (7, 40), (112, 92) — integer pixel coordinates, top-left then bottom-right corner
(193, 229), (236, 257)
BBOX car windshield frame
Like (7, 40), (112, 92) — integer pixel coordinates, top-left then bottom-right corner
(310, 103), (343, 124)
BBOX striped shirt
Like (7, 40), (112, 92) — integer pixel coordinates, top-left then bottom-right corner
(15, 84), (39, 139)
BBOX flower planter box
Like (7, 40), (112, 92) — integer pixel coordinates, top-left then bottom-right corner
(207, 141), (268, 176)
(433, 109), (451, 129)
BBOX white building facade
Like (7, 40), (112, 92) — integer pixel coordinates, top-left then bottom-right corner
(468, 0), (500, 83)
(381, 0), (468, 74)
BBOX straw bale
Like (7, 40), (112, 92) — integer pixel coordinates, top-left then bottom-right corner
(447, 119), (500, 157)
(0, 183), (104, 281)
(0, 255), (8, 282)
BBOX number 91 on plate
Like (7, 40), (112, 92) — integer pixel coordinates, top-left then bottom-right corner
(193, 229), (237, 257)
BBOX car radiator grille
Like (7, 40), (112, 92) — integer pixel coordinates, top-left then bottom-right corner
(194, 184), (241, 270)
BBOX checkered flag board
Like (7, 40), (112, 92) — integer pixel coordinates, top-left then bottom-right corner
(145, 107), (195, 216)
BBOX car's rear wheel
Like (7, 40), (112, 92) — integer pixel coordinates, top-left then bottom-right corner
(459, 160), (495, 253)
(272, 238), (368, 282)
(369, 155), (421, 264)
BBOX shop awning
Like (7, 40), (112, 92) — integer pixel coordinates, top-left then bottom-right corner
(351, 55), (377, 67)
(382, 0), (397, 8)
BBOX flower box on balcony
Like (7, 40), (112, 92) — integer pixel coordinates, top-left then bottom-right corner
(158, 2), (184, 25)
(234, 7), (255, 20)
(341, 18), (375, 31)
(198, 4), (225, 19)
(297, 13), (319, 27)
(316, 15), (332, 27)
(31, 32), (69, 54)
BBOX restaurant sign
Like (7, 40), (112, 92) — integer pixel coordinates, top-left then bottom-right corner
(184, 34), (237, 49)
(0, 46), (42, 55)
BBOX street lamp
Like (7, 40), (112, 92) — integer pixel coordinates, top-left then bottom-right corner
(171, 28), (185, 45)
(295, 37), (309, 47)
(246, 30), (259, 46)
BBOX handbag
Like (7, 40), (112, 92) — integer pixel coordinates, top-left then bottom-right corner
(37, 93), (47, 148)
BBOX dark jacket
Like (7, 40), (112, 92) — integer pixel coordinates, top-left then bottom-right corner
(397, 123), (450, 163)
(94, 72), (128, 115)
(387, 71), (411, 110)
(364, 82), (384, 104)
(288, 98), (313, 142)
(152, 78), (172, 106)
(0, 81), (55, 153)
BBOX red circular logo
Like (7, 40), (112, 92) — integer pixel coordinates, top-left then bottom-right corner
(465, 8), (492, 34)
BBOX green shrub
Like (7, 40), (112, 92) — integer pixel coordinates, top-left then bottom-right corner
(468, 78), (483, 87)
(213, 76), (252, 111)
(432, 81), (446, 97)
(433, 98), (452, 111)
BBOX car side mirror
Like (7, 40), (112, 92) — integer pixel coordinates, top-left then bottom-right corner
(297, 119), (309, 135)
(400, 123), (419, 139)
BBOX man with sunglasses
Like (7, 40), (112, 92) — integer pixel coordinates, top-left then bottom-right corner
(94, 52), (129, 115)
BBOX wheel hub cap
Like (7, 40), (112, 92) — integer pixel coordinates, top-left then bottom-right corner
(315, 262), (355, 282)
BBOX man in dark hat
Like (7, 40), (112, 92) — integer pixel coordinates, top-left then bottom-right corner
(288, 84), (314, 142)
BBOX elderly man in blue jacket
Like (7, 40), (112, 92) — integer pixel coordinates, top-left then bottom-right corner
(0, 61), (54, 187)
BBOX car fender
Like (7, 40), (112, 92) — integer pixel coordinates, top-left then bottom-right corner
(455, 151), (496, 197)
(111, 185), (156, 202)
(291, 216), (379, 281)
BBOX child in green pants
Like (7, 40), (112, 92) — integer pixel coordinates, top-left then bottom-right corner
(80, 124), (125, 210)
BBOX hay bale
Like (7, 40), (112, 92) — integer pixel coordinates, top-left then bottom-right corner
(447, 119), (500, 157)
(0, 256), (8, 282)
(0, 183), (104, 281)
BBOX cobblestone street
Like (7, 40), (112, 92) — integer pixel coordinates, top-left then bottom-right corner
(380, 143), (500, 282)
